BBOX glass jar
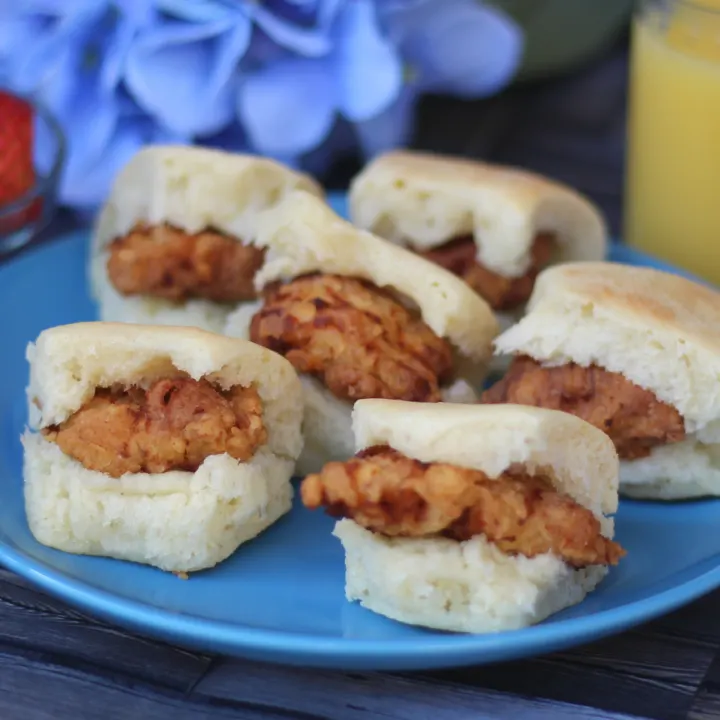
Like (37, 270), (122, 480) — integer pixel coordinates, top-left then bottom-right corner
(0, 92), (65, 257)
(624, 0), (720, 284)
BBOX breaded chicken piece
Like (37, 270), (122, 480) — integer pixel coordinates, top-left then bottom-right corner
(301, 446), (624, 568)
(107, 224), (265, 302)
(249, 274), (454, 403)
(482, 356), (685, 460)
(418, 233), (554, 310)
(44, 378), (267, 477)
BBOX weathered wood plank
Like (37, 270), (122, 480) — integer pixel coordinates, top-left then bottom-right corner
(0, 651), (304, 720)
(418, 607), (720, 720)
(653, 592), (720, 647)
(0, 570), (212, 693)
(554, 627), (712, 682)
(688, 692), (720, 720)
(193, 659), (646, 720)
(442, 624), (713, 685)
(429, 655), (696, 720)
(688, 648), (720, 720)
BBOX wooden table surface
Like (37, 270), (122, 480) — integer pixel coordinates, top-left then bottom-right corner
(3, 39), (718, 720)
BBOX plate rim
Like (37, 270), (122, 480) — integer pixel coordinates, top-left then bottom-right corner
(1, 212), (718, 670)
(1, 536), (719, 669)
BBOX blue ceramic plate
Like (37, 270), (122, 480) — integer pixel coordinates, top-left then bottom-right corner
(1, 193), (718, 671)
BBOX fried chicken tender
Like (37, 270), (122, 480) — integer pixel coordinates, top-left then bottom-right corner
(301, 446), (624, 568)
(44, 378), (267, 477)
(418, 233), (554, 310)
(107, 224), (265, 302)
(249, 274), (454, 403)
(482, 356), (685, 460)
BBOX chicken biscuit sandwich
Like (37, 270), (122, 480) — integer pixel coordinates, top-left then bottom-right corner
(483, 262), (720, 499)
(301, 400), (624, 633)
(90, 145), (323, 333)
(348, 151), (607, 327)
(224, 190), (499, 474)
(23, 322), (304, 572)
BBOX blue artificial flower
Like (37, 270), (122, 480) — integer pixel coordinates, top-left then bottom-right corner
(158, 0), (339, 56)
(155, 0), (392, 161)
(124, 16), (252, 136)
(154, 0), (236, 23)
(237, 0), (522, 163)
(0, 1), (188, 207)
(124, 0), (340, 139)
(353, 0), (523, 155)
(0, 0), (524, 209)
(383, 0), (523, 98)
(237, 0), (402, 160)
(250, 0), (340, 56)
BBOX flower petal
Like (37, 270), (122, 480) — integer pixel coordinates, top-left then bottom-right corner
(62, 113), (190, 208)
(101, 7), (159, 93)
(124, 18), (251, 135)
(35, 41), (118, 173)
(334, 0), (402, 122)
(250, 5), (332, 57)
(60, 116), (141, 208)
(237, 57), (336, 156)
(209, 19), (252, 97)
(6, 9), (98, 92)
(33, 101), (61, 176)
(316, 0), (344, 28)
(0, 15), (46, 86)
(242, 26), (289, 68)
(16, 0), (87, 13)
(353, 83), (417, 157)
(395, 0), (523, 98)
(118, 0), (157, 26)
(154, 0), (236, 23)
(54, 76), (120, 205)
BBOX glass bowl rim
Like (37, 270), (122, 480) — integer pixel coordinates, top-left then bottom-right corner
(0, 89), (66, 219)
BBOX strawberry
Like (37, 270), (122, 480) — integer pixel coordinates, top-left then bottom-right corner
(0, 90), (41, 233)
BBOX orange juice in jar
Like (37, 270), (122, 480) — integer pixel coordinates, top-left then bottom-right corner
(625, 0), (720, 285)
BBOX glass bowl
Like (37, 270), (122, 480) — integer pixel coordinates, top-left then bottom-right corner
(0, 91), (65, 256)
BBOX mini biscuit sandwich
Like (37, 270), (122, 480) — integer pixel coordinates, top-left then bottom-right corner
(348, 150), (607, 328)
(301, 400), (624, 634)
(483, 262), (720, 500)
(223, 190), (499, 474)
(23, 322), (304, 572)
(90, 145), (324, 333)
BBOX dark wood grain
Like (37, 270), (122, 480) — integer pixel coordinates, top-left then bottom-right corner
(0, 570), (212, 693)
(689, 652), (720, 719)
(0, 651), (294, 720)
(192, 658), (646, 720)
(429, 631), (707, 720)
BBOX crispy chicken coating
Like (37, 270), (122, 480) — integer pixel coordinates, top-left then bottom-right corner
(418, 233), (554, 310)
(107, 223), (265, 302)
(44, 378), (267, 477)
(249, 274), (454, 403)
(482, 356), (685, 460)
(301, 446), (624, 568)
